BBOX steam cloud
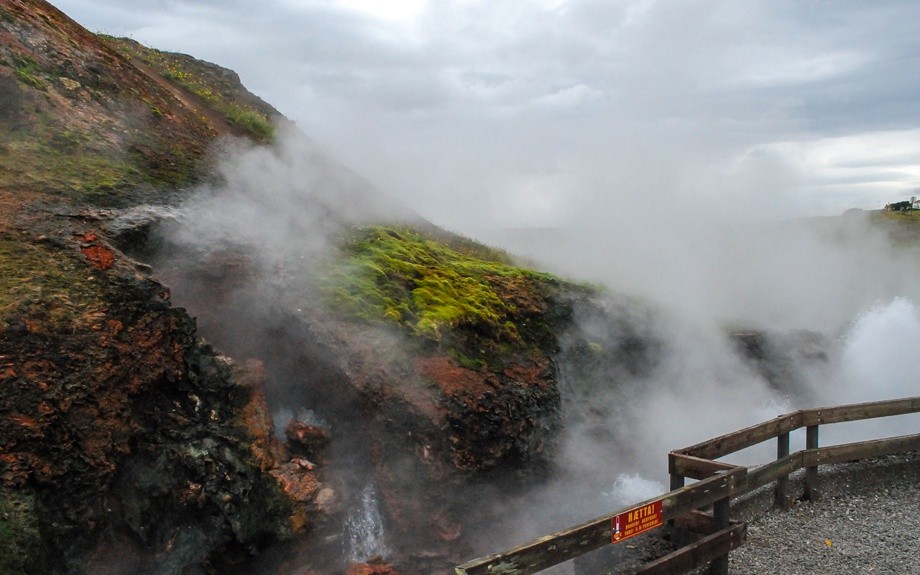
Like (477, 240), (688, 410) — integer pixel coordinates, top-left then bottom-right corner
(164, 123), (412, 272)
(459, 149), (920, 567)
(146, 123), (920, 572)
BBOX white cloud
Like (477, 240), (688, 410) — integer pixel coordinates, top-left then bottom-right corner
(762, 130), (920, 210)
(51, 0), (920, 228)
(332, 0), (429, 22)
(727, 50), (869, 88)
(533, 83), (604, 110)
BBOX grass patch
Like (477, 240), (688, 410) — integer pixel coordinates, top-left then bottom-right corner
(869, 209), (920, 247)
(0, 239), (104, 332)
(11, 55), (47, 91)
(0, 138), (142, 199)
(225, 105), (274, 140)
(322, 226), (556, 344)
(875, 209), (920, 223)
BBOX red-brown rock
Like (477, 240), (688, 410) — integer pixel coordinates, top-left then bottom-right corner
(285, 419), (331, 460)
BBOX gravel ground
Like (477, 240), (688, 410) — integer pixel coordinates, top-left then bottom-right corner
(726, 451), (920, 575)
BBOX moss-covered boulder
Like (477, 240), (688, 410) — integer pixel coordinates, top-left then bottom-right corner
(319, 225), (582, 472)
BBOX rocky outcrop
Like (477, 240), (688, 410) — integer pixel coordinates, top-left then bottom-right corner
(346, 559), (403, 575)
(731, 329), (830, 398)
(0, 221), (333, 573)
(129, 222), (606, 573)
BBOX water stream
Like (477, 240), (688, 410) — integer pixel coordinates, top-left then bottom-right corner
(343, 481), (391, 563)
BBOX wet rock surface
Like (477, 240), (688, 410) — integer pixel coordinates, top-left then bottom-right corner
(131, 220), (662, 574)
(730, 329), (831, 398)
(345, 559), (403, 575)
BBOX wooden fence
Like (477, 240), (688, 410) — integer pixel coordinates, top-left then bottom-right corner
(455, 396), (920, 575)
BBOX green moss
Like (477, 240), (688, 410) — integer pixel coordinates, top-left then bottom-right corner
(322, 226), (556, 345)
(11, 55), (46, 91)
(0, 489), (50, 575)
(0, 239), (103, 331)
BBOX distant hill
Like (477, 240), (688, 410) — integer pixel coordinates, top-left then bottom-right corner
(0, 0), (277, 205)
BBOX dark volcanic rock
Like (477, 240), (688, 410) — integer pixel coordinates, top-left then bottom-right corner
(0, 225), (327, 573)
(731, 329), (831, 398)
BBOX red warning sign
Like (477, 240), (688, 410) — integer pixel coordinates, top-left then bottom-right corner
(611, 500), (663, 543)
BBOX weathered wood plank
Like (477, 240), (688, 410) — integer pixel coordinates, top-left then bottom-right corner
(669, 453), (740, 480)
(455, 469), (746, 575)
(744, 452), (803, 493)
(629, 523), (747, 575)
(803, 433), (920, 467)
(775, 432), (791, 510)
(804, 425), (820, 501)
(801, 396), (920, 426)
(677, 397), (920, 461)
(676, 413), (802, 460)
(673, 511), (743, 536)
(673, 510), (714, 535)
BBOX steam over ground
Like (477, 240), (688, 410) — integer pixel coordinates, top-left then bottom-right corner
(471, 168), (920, 561)
(156, 127), (920, 569)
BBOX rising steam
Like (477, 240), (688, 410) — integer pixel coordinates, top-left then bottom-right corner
(142, 121), (920, 573)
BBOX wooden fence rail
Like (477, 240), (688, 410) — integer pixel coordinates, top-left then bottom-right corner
(455, 468), (745, 575)
(455, 396), (920, 575)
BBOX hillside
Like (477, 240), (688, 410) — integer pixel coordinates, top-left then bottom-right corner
(0, 1), (620, 573)
(4, 2), (918, 575)
(0, 1), (307, 573)
(0, 0), (277, 203)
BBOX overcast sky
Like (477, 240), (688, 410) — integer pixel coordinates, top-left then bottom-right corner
(53, 0), (920, 231)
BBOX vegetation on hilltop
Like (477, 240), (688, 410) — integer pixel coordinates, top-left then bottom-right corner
(0, 1), (277, 205)
(323, 225), (580, 370)
(104, 37), (277, 142)
(870, 208), (920, 247)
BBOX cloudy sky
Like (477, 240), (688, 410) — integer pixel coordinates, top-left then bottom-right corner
(53, 0), (920, 232)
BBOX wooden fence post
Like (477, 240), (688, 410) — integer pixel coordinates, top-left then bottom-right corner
(669, 472), (686, 544)
(708, 495), (731, 575)
(774, 432), (790, 509)
(804, 425), (819, 501)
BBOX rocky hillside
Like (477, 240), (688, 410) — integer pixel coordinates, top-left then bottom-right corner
(0, 1), (636, 574)
(0, 2), (854, 575)
(0, 0), (276, 203)
(0, 1), (315, 573)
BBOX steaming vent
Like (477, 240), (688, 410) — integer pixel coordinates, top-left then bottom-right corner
(343, 482), (391, 563)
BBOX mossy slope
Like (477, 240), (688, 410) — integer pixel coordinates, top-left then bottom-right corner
(324, 225), (574, 369)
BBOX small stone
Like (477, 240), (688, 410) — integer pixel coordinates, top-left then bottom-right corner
(59, 77), (81, 90)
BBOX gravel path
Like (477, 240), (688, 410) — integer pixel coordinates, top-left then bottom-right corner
(727, 451), (920, 575)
